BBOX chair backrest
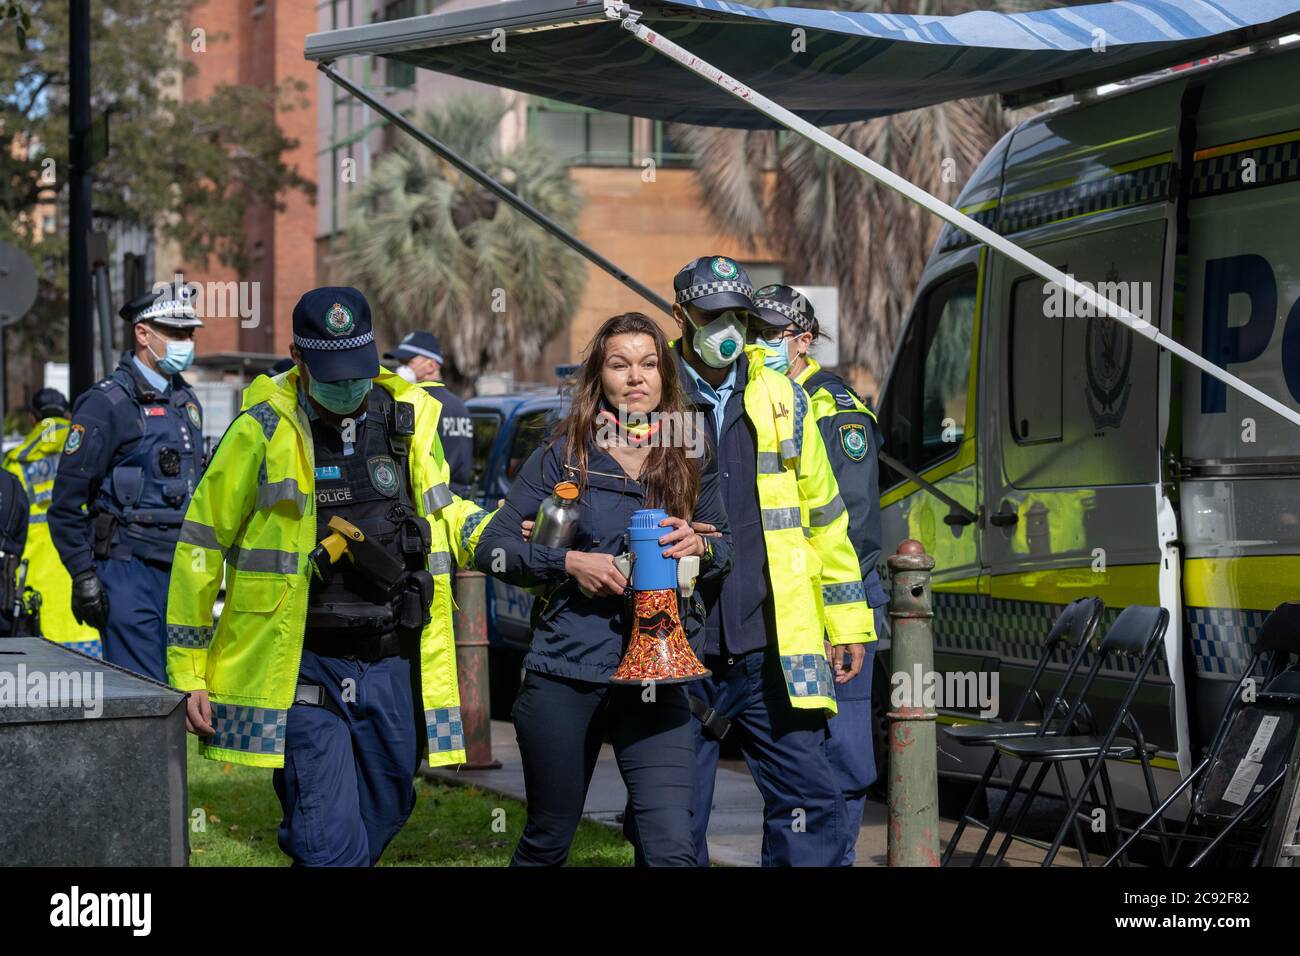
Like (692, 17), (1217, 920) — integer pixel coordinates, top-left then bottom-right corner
(1043, 596), (1104, 652)
(1258, 602), (1300, 661)
(1098, 605), (1169, 658)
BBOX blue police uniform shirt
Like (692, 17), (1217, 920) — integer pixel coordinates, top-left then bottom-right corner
(420, 383), (474, 497)
(675, 345), (772, 657)
(49, 351), (205, 578)
(132, 355), (169, 394)
(679, 359), (737, 444)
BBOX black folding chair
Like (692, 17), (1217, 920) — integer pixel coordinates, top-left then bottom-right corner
(940, 597), (1104, 866)
(1104, 601), (1300, 867)
(979, 605), (1170, 867)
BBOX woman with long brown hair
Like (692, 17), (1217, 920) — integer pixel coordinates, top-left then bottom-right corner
(475, 312), (732, 866)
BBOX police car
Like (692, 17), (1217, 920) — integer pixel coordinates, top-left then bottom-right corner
(467, 383), (570, 715)
(874, 43), (1300, 818)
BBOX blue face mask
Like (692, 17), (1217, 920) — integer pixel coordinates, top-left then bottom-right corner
(756, 335), (790, 374)
(308, 376), (372, 415)
(147, 329), (196, 374)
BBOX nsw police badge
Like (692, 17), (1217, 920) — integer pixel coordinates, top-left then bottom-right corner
(325, 302), (355, 336)
(368, 455), (399, 497)
(709, 257), (739, 280)
(185, 402), (202, 429)
(64, 423), (84, 455)
(839, 422), (868, 461)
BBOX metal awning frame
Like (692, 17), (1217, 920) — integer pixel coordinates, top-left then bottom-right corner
(312, 0), (1300, 429)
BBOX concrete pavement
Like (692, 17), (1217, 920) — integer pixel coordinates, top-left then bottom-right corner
(422, 719), (1082, 866)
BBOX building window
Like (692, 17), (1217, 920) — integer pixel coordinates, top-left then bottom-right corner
(529, 99), (632, 167)
(383, 0), (417, 89)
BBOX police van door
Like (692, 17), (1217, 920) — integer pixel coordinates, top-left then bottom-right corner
(877, 248), (989, 761)
(981, 215), (1184, 792)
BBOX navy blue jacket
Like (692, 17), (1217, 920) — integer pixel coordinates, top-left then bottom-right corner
(475, 434), (733, 683)
(676, 346), (773, 657)
(50, 352), (204, 577)
(420, 382), (474, 498)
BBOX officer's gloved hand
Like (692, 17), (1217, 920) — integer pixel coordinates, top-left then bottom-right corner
(71, 571), (110, 630)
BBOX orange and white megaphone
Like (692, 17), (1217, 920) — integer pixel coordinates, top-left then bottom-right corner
(609, 508), (710, 685)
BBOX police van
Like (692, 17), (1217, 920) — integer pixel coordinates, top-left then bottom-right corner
(874, 43), (1300, 813)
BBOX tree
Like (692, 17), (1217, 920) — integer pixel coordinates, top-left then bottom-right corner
(0, 0), (313, 279)
(673, 0), (1054, 385)
(342, 95), (587, 385)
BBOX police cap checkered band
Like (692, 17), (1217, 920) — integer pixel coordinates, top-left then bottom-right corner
(138, 297), (198, 322)
(754, 295), (816, 333)
(293, 329), (376, 351)
(675, 280), (755, 305)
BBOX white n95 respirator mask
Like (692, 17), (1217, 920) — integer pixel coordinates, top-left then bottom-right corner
(689, 310), (746, 368)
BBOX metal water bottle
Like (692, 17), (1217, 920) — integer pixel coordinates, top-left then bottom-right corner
(533, 481), (580, 548)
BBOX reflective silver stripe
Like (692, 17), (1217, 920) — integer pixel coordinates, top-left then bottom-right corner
(779, 438), (797, 461)
(29, 513), (47, 524)
(809, 494), (846, 527)
(757, 452), (784, 474)
(257, 477), (307, 512)
(422, 482), (452, 513)
(230, 546), (298, 574)
(761, 506), (801, 531)
(179, 519), (225, 553)
(428, 551), (452, 576)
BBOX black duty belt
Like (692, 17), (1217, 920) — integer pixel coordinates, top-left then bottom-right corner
(302, 628), (412, 662)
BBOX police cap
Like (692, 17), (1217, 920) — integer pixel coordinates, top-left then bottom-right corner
(291, 286), (379, 383)
(752, 284), (817, 335)
(29, 387), (68, 419)
(119, 282), (203, 329)
(673, 256), (756, 316)
(383, 330), (444, 365)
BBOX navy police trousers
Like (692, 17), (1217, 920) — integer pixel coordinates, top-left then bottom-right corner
(271, 648), (420, 867)
(689, 648), (848, 866)
(511, 669), (696, 867)
(96, 556), (171, 683)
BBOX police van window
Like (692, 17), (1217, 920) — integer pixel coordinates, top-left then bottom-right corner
(1009, 273), (1064, 444)
(878, 270), (977, 488)
(506, 410), (551, 481)
(470, 412), (500, 494)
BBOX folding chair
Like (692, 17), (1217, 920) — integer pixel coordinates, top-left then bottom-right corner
(940, 596), (1104, 866)
(983, 605), (1170, 867)
(1104, 601), (1300, 867)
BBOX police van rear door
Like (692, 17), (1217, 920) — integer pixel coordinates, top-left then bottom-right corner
(980, 79), (1186, 790)
(1177, 46), (1300, 754)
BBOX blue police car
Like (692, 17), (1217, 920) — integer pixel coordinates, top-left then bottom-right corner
(467, 379), (570, 716)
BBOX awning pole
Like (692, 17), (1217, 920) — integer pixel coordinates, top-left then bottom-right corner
(607, 1), (1300, 430)
(317, 62), (675, 319)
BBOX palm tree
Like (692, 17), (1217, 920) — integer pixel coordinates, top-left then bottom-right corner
(674, 0), (1057, 387)
(343, 95), (587, 386)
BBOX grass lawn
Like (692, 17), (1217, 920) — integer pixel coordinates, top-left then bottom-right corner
(185, 735), (634, 867)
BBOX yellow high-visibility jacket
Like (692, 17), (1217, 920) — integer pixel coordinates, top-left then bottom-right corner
(165, 367), (494, 769)
(3, 418), (102, 655)
(720, 345), (876, 713)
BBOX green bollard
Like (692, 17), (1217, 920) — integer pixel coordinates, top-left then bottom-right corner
(886, 539), (939, 867)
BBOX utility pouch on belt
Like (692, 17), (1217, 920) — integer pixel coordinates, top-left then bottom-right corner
(91, 512), (118, 559)
(398, 569), (434, 630)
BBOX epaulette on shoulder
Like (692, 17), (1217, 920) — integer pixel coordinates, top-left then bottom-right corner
(93, 378), (130, 405)
(243, 401), (280, 442)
